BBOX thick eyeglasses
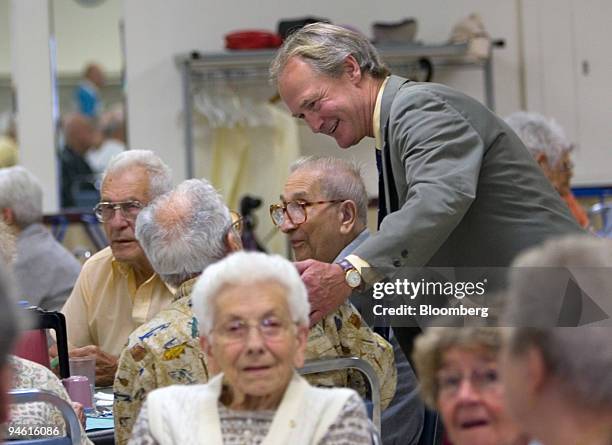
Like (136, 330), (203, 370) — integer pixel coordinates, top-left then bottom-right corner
(214, 316), (294, 343)
(269, 200), (344, 227)
(93, 200), (144, 223)
(437, 367), (500, 397)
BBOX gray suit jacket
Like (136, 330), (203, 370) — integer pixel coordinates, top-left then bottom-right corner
(355, 76), (583, 273)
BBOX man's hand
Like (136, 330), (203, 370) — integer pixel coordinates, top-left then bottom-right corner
(71, 402), (86, 427)
(295, 260), (352, 326)
(70, 345), (118, 387)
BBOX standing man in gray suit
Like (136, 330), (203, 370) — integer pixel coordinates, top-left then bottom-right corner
(270, 23), (583, 356)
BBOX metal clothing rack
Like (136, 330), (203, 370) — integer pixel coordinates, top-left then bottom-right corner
(175, 40), (503, 178)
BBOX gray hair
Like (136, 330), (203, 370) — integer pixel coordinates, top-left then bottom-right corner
(192, 251), (310, 336)
(503, 235), (612, 409)
(0, 166), (43, 228)
(290, 156), (368, 225)
(102, 150), (172, 200)
(135, 178), (231, 287)
(270, 22), (389, 85)
(504, 111), (571, 167)
(412, 327), (503, 408)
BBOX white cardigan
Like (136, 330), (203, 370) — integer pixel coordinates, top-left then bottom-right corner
(146, 372), (356, 444)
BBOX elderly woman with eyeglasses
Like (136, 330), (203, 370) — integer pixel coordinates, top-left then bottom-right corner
(412, 327), (529, 445)
(128, 251), (372, 445)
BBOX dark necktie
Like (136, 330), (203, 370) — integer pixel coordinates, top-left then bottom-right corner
(374, 148), (390, 341)
(375, 148), (387, 228)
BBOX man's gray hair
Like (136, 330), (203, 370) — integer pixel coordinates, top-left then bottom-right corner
(504, 111), (571, 167)
(102, 150), (172, 200)
(135, 178), (231, 287)
(192, 251), (310, 337)
(0, 166), (43, 228)
(270, 22), (389, 85)
(290, 156), (368, 225)
(503, 235), (612, 409)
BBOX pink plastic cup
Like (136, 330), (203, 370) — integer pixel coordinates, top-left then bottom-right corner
(62, 376), (93, 409)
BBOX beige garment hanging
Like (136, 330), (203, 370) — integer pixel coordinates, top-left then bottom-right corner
(206, 105), (300, 255)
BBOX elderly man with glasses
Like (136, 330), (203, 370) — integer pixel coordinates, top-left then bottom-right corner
(270, 156), (402, 438)
(60, 150), (174, 386)
(272, 156), (423, 445)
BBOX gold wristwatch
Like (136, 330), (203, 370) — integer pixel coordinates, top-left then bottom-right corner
(337, 259), (363, 289)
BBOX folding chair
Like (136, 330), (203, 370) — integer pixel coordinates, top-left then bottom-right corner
(13, 307), (71, 379)
(9, 389), (82, 445)
(299, 356), (382, 444)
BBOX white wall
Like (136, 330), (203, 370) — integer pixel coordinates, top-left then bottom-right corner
(52, 0), (122, 75)
(124, 0), (522, 187)
(522, 0), (612, 186)
(0, 0), (122, 76)
(11, 0), (59, 213)
(0, 1), (10, 75)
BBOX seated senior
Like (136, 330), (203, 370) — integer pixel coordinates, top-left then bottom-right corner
(501, 235), (612, 445)
(0, 166), (81, 311)
(129, 251), (373, 444)
(61, 150), (175, 386)
(505, 111), (590, 229)
(413, 327), (530, 445)
(114, 178), (242, 445)
(275, 156), (420, 443)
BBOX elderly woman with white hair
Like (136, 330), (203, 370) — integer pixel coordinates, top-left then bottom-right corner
(128, 251), (373, 445)
(501, 235), (612, 445)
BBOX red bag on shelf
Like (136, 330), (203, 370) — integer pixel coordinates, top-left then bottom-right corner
(225, 30), (283, 50)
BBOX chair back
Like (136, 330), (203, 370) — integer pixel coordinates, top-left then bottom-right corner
(299, 356), (382, 442)
(9, 389), (81, 445)
(13, 307), (70, 379)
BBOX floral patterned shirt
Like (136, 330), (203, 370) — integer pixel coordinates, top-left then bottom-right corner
(7, 356), (92, 444)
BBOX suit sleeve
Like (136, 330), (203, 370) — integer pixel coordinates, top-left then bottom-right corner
(355, 87), (485, 275)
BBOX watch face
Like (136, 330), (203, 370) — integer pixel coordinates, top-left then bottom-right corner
(346, 270), (362, 288)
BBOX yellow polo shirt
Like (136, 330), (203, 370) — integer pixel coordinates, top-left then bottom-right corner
(61, 247), (175, 356)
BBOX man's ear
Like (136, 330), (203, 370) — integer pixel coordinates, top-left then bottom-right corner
(338, 200), (358, 235)
(525, 346), (547, 395)
(1, 207), (15, 226)
(225, 230), (243, 253)
(535, 153), (550, 170)
(344, 55), (362, 84)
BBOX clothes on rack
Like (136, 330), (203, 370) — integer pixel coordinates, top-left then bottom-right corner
(194, 103), (300, 256)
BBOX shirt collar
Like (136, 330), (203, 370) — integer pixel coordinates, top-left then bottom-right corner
(174, 276), (198, 302)
(334, 228), (371, 263)
(373, 76), (390, 150)
(111, 257), (174, 293)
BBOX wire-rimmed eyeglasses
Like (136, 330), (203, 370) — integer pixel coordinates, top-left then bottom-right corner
(93, 200), (144, 223)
